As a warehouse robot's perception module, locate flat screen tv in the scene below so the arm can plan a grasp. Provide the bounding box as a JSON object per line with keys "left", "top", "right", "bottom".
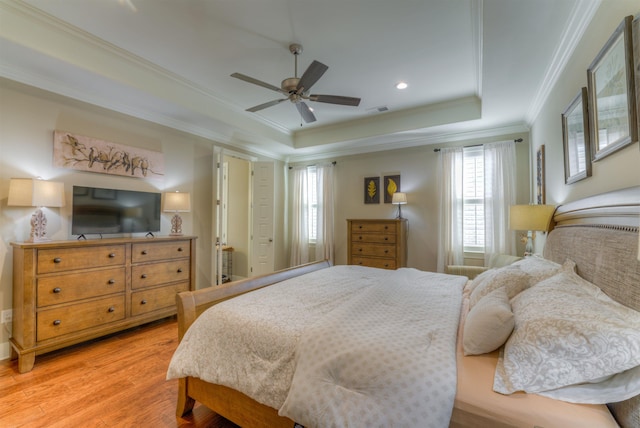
{"left": 72, "top": 186, "right": 161, "bottom": 236}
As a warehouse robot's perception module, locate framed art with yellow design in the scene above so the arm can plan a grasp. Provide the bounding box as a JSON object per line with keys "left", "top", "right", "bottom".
{"left": 383, "top": 174, "right": 401, "bottom": 204}
{"left": 364, "top": 176, "right": 380, "bottom": 204}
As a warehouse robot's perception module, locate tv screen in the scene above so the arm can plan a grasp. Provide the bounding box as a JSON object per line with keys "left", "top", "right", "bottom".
{"left": 72, "top": 186, "right": 161, "bottom": 236}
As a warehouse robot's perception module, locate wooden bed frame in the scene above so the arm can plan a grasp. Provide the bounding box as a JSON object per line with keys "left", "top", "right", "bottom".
{"left": 174, "top": 186, "right": 640, "bottom": 428}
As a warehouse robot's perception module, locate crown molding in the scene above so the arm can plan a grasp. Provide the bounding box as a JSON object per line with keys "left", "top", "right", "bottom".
{"left": 525, "top": 0, "right": 601, "bottom": 125}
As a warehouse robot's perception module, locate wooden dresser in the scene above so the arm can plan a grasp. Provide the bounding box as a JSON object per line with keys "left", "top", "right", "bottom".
{"left": 347, "top": 219, "right": 407, "bottom": 269}
{"left": 10, "top": 236, "right": 196, "bottom": 373}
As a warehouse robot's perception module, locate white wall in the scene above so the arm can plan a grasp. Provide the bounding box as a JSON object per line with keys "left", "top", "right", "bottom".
{"left": 530, "top": 2, "right": 640, "bottom": 252}
{"left": 0, "top": 79, "right": 284, "bottom": 360}
{"left": 289, "top": 132, "right": 531, "bottom": 272}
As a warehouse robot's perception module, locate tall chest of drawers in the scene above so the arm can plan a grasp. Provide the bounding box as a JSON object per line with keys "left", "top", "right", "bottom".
{"left": 347, "top": 219, "right": 407, "bottom": 269}
{"left": 10, "top": 236, "right": 196, "bottom": 373}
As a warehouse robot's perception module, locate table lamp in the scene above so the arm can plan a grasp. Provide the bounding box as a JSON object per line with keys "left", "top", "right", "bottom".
{"left": 8, "top": 178, "right": 66, "bottom": 242}
{"left": 509, "top": 204, "right": 556, "bottom": 256}
{"left": 392, "top": 192, "right": 407, "bottom": 219}
{"left": 163, "top": 191, "right": 191, "bottom": 236}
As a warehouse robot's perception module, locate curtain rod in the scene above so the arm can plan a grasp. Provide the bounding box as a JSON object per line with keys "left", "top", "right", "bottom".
{"left": 289, "top": 161, "right": 336, "bottom": 170}
{"left": 433, "top": 138, "right": 523, "bottom": 152}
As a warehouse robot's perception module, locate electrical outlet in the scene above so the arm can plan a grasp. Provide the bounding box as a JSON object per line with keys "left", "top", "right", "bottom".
{"left": 1, "top": 310, "right": 12, "bottom": 324}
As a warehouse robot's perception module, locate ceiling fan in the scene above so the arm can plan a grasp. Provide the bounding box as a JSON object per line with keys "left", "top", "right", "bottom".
{"left": 231, "top": 44, "right": 361, "bottom": 123}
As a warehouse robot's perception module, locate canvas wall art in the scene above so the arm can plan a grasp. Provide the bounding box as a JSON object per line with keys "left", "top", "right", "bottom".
{"left": 53, "top": 131, "right": 164, "bottom": 179}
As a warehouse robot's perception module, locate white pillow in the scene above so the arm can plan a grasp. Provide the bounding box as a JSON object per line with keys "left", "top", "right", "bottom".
{"left": 509, "top": 255, "right": 563, "bottom": 285}
{"left": 463, "top": 287, "right": 514, "bottom": 356}
{"left": 493, "top": 270, "right": 640, "bottom": 403}
{"left": 468, "top": 267, "right": 530, "bottom": 309}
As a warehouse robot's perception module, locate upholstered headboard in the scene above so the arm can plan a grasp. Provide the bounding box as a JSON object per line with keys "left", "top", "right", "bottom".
{"left": 543, "top": 186, "right": 640, "bottom": 312}
{"left": 542, "top": 185, "right": 640, "bottom": 428}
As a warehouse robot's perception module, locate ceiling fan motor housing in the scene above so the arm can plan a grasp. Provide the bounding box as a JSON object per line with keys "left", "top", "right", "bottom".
{"left": 281, "top": 77, "right": 301, "bottom": 94}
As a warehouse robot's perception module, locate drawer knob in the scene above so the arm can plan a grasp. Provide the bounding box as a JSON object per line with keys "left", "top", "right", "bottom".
{"left": 384, "top": 250, "right": 389, "bottom": 254}
{"left": 141, "top": 274, "right": 147, "bottom": 279}
{"left": 177, "top": 268, "right": 183, "bottom": 273}
{"left": 53, "top": 320, "right": 61, "bottom": 326}
{"left": 53, "top": 287, "right": 61, "bottom": 293}
{"left": 141, "top": 250, "right": 148, "bottom": 255}
{"left": 141, "top": 299, "right": 147, "bottom": 305}
{"left": 108, "top": 279, "right": 116, "bottom": 284}
{"left": 358, "top": 261, "right": 363, "bottom": 265}
{"left": 358, "top": 236, "right": 363, "bottom": 240}
{"left": 177, "top": 247, "right": 183, "bottom": 252}
{"left": 358, "top": 225, "right": 363, "bottom": 229}
{"left": 53, "top": 257, "right": 62, "bottom": 264}
{"left": 358, "top": 248, "right": 362, "bottom": 252}
{"left": 384, "top": 237, "right": 389, "bottom": 241}
{"left": 108, "top": 253, "right": 116, "bottom": 258}
{"left": 108, "top": 306, "right": 115, "bottom": 313}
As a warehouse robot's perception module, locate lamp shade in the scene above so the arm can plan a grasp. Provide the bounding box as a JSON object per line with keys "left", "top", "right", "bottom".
{"left": 8, "top": 178, "right": 65, "bottom": 208}
{"left": 509, "top": 204, "right": 555, "bottom": 232}
{"left": 392, "top": 192, "right": 407, "bottom": 205}
{"left": 163, "top": 192, "right": 191, "bottom": 212}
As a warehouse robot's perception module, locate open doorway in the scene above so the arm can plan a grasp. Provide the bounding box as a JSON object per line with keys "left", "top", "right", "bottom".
{"left": 217, "top": 154, "right": 251, "bottom": 283}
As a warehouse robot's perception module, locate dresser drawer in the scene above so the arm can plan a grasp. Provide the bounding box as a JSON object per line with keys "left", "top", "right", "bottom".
{"left": 351, "top": 232, "right": 397, "bottom": 244}
{"left": 351, "top": 243, "right": 397, "bottom": 258}
{"left": 350, "top": 257, "right": 397, "bottom": 270}
{"left": 131, "top": 240, "right": 190, "bottom": 263}
{"left": 37, "top": 295, "right": 125, "bottom": 341}
{"left": 37, "top": 267, "right": 126, "bottom": 307}
{"left": 350, "top": 221, "right": 397, "bottom": 233}
{"left": 37, "top": 245, "right": 125, "bottom": 274}
{"left": 131, "top": 282, "right": 190, "bottom": 316}
{"left": 131, "top": 260, "right": 190, "bottom": 289}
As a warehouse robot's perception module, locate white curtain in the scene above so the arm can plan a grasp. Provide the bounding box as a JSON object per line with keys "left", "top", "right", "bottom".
{"left": 483, "top": 141, "right": 517, "bottom": 263}
{"left": 290, "top": 163, "right": 335, "bottom": 266}
{"left": 437, "top": 147, "right": 464, "bottom": 273}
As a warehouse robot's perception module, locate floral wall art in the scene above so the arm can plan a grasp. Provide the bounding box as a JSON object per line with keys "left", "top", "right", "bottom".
{"left": 53, "top": 131, "right": 164, "bottom": 178}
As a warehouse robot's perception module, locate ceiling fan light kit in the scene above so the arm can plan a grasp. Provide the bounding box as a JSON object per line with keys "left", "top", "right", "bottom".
{"left": 231, "top": 44, "right": 361, "bottom": 123}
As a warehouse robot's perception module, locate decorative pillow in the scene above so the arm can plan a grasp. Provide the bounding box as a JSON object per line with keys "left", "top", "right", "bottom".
{"left": 465, "top": 268, "right": 496, "bottom": 295}
{"left": 493, "top": 270, "right": 640, "bottom": 403}
{"left": 463, "top": 287, "right": 514, "bottom": 356}
{"left": 468, "top": 267, "right": 530, "bottom": 309}
{"left": 509, "top": 255, "right": 563, "bottom": 285}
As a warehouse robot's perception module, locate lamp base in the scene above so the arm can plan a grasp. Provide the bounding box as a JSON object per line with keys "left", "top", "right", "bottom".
{"left": 170, "top": 213, "right": 183, "bottom": 236}
{"left": 395, "top": 205, "right": 403, "bottom": 219}
{"left": 524, "top": 230, "right": 536, "bottom": 257}
{"left": 28, "top": 208, "right": 52, "bottom": 242}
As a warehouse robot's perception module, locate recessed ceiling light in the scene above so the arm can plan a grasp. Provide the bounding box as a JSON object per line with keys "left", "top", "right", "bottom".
{"left": 396, "top": 82, "right": 408, "bottom": 90}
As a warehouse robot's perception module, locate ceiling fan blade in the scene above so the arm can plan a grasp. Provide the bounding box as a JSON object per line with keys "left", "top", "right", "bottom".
{"left": 295, "top": 102, "right": 316, "bottom": 123}
{"left": 296, "top": 60, "right": 328, "bottom": 92}
{"left": 246, "top": 98, "right": 287, "bottom": 112}
{"left": 231, "top": 73, "right": 284, "bottom": 94}
{"left": 309, "top": 95, "right": 361, "bottom": 106}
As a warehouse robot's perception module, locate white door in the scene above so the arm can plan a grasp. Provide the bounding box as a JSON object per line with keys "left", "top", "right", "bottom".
{"left": 251, "top": 161, "right": 275, "bottom": 276}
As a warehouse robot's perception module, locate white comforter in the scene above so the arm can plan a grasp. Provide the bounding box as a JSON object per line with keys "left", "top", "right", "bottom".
{"left": 167, "top": 265, "right": 465, "bottom": 427}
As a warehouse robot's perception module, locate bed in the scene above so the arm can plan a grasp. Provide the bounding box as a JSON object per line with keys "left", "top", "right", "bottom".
{"left": 168, "top": 186, "right": 640, "bottom": 428}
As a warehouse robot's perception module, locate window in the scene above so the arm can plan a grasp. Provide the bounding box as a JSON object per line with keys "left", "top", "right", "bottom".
{"left": 462, "top": 146, "right": 484, "bottom": 252}
{"left": 306, "top": 166, "right": 318, "bottom": 242}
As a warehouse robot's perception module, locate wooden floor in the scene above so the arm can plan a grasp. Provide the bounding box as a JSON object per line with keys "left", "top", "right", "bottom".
{"left": 0, "top": 318, "right": 240, "bottom": 428}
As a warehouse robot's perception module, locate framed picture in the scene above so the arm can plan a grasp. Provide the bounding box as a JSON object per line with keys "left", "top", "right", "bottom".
{"left": 587, "top": 15, "right": 637, "bottom": 162}
{"left": 633, "top": 15, "right": 640, "bottom": 145}
{"left": 383, "top": 175, "right": 400, "bottom": 204}
{"left": 562, "top": 87, "right": 592, "bottom": 184}
{"left": 536, "top": 145, "right": 545, "bottom": 205}
{"left": 364, "top": 176, "right": 380, "bottom": 204}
